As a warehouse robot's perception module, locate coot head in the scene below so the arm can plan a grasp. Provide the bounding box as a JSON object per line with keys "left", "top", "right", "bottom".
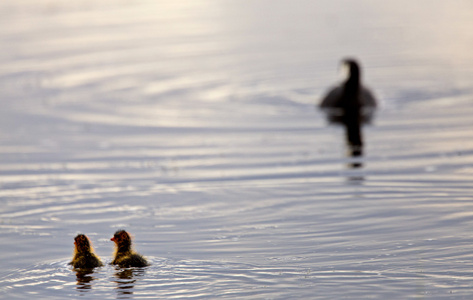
{"left": 74, "top": 234, "right": 92, "bottom": 254}
{"left": 341, "top": 58, "right": 360, "bottom": 85}
{"left": 111, "top": 230, "right": 132, "bottom": 249}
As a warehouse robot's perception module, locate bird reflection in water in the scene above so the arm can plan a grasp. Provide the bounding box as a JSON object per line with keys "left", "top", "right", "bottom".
{"left": 74, "top": 269, "right": 96, "bottom": 291}
{"left": 113, "top": 267, "right": 146, "bottom": 299}
{"left": 319, "top": 58, "right": 377, "bottom": 169}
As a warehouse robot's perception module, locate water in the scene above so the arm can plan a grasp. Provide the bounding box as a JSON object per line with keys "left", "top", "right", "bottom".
{"left": 1, "top": 0, "right": 473, "bottom": 298}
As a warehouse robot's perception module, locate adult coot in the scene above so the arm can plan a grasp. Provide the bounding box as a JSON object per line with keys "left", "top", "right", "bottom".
{"left": 320, "top": 58, "right": 377, "bottom": 110}
{"left": 320, "top": 58, "right": 377, "bottom": 156}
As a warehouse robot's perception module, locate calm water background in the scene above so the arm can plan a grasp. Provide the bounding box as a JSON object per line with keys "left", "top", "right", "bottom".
{"left": 1, "top": 0, "right": 473, "bottom": 299}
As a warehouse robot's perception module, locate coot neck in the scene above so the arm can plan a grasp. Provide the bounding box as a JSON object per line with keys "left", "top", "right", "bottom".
{"left": 346, "top": 63, "right": 360, "bottom": 91}
{"left": 117, "top": 244, "right": 131, "bottom": 254}
{"left": 342, "top": 64, "right": 361, "bottom": 108}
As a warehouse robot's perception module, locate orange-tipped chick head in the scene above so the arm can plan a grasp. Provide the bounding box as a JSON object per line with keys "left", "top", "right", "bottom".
{"left": 111, "top": 230, "right": 132, "bottom": 251}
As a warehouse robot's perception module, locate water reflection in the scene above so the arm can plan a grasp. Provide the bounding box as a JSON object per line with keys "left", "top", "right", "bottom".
{"left": 113, "top": 267, "right": 146, "bottom": 299}
{"left": 322, "top": 107, "right": 376, "bottom": 169}
{"left": 74, "top": 269, "right": 96, "bottom": 292}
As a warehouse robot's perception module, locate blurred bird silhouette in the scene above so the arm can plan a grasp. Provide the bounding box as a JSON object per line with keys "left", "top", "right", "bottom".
{"left": 319, "top": 58, "right": 377, "bottom": 161}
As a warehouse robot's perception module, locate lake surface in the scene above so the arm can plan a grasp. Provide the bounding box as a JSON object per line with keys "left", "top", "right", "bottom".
{"left": 1, "top": 0, "right": 473, "bottom": 299}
